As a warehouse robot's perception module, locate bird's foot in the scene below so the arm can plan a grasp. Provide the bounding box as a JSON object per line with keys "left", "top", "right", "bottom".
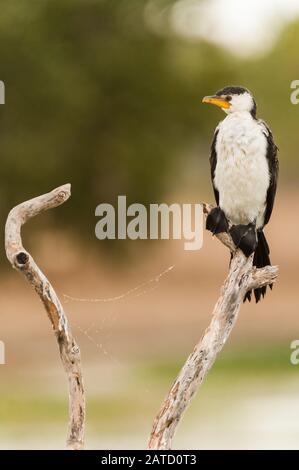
{"left": 206, "top": 207, "right": 229, "bottom": 235}
{"left": 229, "top": 223, "right": 257, "bottom": 257}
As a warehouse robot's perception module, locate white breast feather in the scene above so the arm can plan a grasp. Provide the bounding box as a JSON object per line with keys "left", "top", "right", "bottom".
{"left": 214, "top": 112, "right": 270, "bottom": 229}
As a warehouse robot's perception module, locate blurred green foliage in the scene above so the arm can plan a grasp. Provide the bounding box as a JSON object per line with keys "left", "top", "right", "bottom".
{"left": 0, "top": 0, "right": 297, "bottom": 253}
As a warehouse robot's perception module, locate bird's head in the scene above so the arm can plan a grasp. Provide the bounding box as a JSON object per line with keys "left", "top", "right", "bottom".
{"left": 202, "top": 86, "right": 256, "bottom": 117}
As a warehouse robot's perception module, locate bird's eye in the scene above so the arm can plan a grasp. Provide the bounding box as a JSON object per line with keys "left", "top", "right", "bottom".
{"left": 225, "top": 96, "right": 232, "bottom": 102}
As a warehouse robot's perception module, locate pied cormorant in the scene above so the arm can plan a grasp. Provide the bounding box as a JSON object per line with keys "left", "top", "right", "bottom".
{"left": 203, "top": 86, "right": 279, "bottom": 303}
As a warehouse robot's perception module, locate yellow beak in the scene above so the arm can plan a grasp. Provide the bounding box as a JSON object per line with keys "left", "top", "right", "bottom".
{"left": 202, "top": 95, "right": 231, "bottom": 109}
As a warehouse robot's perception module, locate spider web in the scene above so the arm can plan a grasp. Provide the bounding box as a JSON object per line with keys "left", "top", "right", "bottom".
{"left": 63, "top": 265, "right": 175, "bottom": 362}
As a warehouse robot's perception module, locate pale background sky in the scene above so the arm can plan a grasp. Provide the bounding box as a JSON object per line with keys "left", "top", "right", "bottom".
{"left": 147, "top": 0, "right": 299, "bottom": 56}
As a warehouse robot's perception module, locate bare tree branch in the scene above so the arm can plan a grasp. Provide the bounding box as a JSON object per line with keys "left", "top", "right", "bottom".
{"left": 148, "top": 203, "right": 279, "bottom": 450}
{"left": 5, "top": 184, "right": 85, "bottom": 450}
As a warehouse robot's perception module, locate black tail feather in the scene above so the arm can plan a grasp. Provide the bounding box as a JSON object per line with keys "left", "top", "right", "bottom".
{"left": 244, "top": 230, "right": 271, "bottom": 303}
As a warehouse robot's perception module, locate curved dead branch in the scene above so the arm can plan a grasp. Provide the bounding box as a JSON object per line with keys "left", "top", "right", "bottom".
{"left": 5, "top": 184, "right": 85, "bottom": 450}
{"left": 148, "top": 202, "right": 278, "bottom": 450}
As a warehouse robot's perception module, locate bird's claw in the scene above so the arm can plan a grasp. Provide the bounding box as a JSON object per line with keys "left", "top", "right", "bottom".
{"left": 206, "top": 207, "right": 229, "bottom": 235}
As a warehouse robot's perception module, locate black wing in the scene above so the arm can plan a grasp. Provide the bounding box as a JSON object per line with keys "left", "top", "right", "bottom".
{"left": 260, "top": 121, "right": 279, "bottom": 226}
{"left": 210, "top": 129, "right": 219, "bottom": 205}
